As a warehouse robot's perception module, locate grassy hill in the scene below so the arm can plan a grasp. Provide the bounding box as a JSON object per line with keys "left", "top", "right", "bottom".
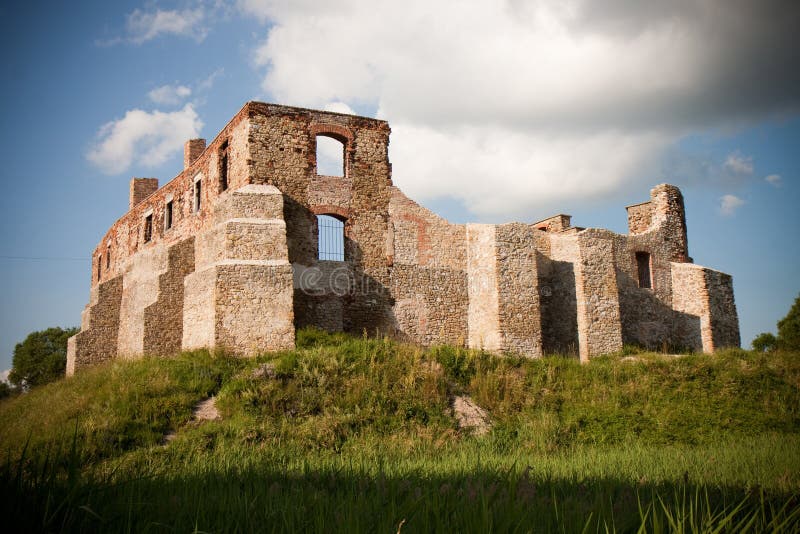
{"left": 1, "top": 329, "right": 799, "bottom": 532}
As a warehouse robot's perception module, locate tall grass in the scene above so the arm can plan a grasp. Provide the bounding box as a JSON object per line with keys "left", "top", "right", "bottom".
{"left": 1, "top": 329, "right": 798, "bottom": 532}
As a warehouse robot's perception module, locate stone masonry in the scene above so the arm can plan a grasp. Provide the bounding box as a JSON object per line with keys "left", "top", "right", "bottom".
{"left": 67, "top": 102, "right": 740, "bottom": 373}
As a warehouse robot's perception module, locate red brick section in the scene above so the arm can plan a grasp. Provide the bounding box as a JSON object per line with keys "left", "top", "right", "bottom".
{"left": 310, "top": 205, "right": 351, "bottom": 219}
{"left": 184, "top": 139, "right": 206, "bottom": 170}
{"left": 129, "top": 178, "right": 159, "bottom": 210}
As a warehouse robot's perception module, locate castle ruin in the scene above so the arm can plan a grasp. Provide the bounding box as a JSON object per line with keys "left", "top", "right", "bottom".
{"left": 66, "top": 102, "right": 740, "bottom": 374}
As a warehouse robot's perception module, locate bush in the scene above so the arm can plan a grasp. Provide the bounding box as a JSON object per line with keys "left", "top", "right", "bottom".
{"left": 9, "top": 326, "right": 78, "bottom": 388}
{"left": 777, "top": 294, "right": 800, "bottom": 351}
{"left": 752, "top": 332, "right": 777, "bottom": 352}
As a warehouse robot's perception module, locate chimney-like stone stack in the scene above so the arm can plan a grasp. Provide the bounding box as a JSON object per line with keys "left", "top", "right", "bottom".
{"left": 129, "top": 178, "right": 159, "bottom": 210}
{"left": 184, "top": 138, "right": 206, "bottom": 169}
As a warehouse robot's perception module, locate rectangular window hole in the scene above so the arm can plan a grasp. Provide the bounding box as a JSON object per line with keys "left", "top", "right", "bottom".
{"left": 194, "top": 179, "right": 202, "bottom": 213}
{"left": 219, "top": 141, "right": 229, "bottom": 192}
{"left": 636, "top": 251, "right": 652, "bottom": 289}
{"left": 144, "top": 214, "right": 153, "bottom": 243}
{"left": 165, "top": 201, "right": 173, "bottom": 231}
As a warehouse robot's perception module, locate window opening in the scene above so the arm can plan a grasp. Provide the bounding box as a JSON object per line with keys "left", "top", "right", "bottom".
{"left": 194, "top": 179, "right": 202, "bottom": 212}
{"left": 316, "top": 135, "right": 345, "bottom": 177}
{"left": 164, "top": 200, "right": 173, "bottom": 231}
{"left": 97, "top": 255, "right": 102, "bottom": 281}
{"left": 317, "top": 214, "right": 345, "bottom": 261}
{"left": 219, "top": 140, "right": 229, "bottom": 191}
{"left": 106, "top": 247, "right": 110, "bottom": 269}
{"left": 636, "top": 251, "right": 652, "bottom": 289}
{"left": 143, "top": 214, "right": 153, "bottom": 243}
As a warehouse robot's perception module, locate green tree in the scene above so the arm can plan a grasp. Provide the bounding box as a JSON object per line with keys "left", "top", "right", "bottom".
{"left": 777, "top": 294, "right": 800, "bottom": 351}
{"left": 9, "top": 327, "right": 78, "bottom": 388}
{"left": 752, "top": 332, "right": 777, "bottom": 352}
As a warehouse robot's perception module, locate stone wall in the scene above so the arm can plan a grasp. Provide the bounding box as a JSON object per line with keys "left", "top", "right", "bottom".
{"left": 495, "top": 224, "right": 543, "bottom": 355}
{"left": 247, "top": 104, "right": 395, "bottom": 337}
{"left": 540, "top": 235, "right": 579, "bottom": 355}
{"left": 706, "top": 269, "right": 740, "bottom": 350}
{"left": 66, "top": 276, "right": 122, "bottom": 374}
{"left": 575, "top": 230, "right": 623, "bottom": 361}
{"left": 143, "top": 238, "right": 195, "bottom": 356}
{"left": 183, "top": 184, "right": 295, "bottom": 354}
{"left": 68, "top": 102, "right": 741, "bottom": 375}
{"left": 390, "top": 188, "right": 468, "bottom": 346}
{"left": 671, "top": 262, "right": 740, "bottom": 352}
{"left": 467, "top": 224, "right": 501, "bottom": 351}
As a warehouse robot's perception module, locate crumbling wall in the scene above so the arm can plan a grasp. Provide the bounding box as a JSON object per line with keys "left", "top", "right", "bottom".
{"left": 66, "top": 276, "right": 122, "bottom": 375}
{"left": 390, "top": 189, "right": 468, "bottom": 345}
{"left": 247, "top": 104, "right": 396, "bottom": 337}
{"left": 69, "top": 103, "right": 741, "bottom": 374}
{"left": 143, "top": 238, "right": 195, "bottom": 355}
{"left": 183, "top": 184, "right": 295, "bottom": 354}
{"left": 541, "top": 234, "right": 579, "bottom": 355}
{"left": 671, "top": 263, "right": 740, "bottom": 352}
{"left": 467, "top": 224, "right": 501, "bottom": 351}
{"left": 617, "top": 184, "right": 692, "bottom": 349}
{"left": 575, "top": 230, "right": 623, "bottom": 361}
{"left": 495, "top": 224, "right": 543, "bottom": 355}
{"left": 117, "top": 243, "right": 169, "bottom": 357}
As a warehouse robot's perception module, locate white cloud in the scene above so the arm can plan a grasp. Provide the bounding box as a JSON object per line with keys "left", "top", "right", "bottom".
{"left": 719, "top": 194, "right": 745, "bottom": 216}
{"left": 392, "top": 124, "right": 666, "bottom": 217}
{"left": 238, "top": 0, "right": 800, "bottom": 217}
{"left": 0, "top": 369, "right": 9, "bottom": 384}
{"left": 316, "top": 136, "right": 345, "bottom": 176}
{"left": 323, "top": 102, "right": 356, "bottom": 115}
{"left": 724, "top": 152, "right": 754, "bottom": 177}
{"left": 765, "top": 174, "right": 782, "bottom": 187}
{"left": 148, "top": 84, "right": 192, "bottom": 106}
{"left": 87, "top": 104, "right": 203, "bottom": 175}
{"left": 126, "top": 7, "right": 207, "bottom": 44}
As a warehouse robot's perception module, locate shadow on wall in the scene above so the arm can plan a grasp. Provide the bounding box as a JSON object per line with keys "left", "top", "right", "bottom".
{"left": 286, "top": 197, "right": 396, "bottom": 337}
{"left": 539, "top": 256, "right": 579, "bottom": 357}
{"left": 617, "top": 269, "right": 703, "bottom": 353}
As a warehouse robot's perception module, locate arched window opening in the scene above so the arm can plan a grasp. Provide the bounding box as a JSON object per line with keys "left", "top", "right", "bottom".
{"left": 316, "top": 135, "right": 345, "bottom": 177}
{"left": 318, "top": 214, "right": 345, "bottom": 261}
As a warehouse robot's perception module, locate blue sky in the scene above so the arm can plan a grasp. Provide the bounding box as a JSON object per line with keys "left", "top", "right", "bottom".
{"left": 1, "top": 1, "right": 798, "bottom": 374}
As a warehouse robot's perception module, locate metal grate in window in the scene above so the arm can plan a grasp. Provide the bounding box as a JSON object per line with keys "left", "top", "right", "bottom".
{"left": 318, "top": 214, "right": 344, "bottom": 261}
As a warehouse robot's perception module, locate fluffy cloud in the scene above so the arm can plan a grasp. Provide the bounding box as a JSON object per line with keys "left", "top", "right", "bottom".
{"left": 765, "top": 174, "right": 782, "bottom": 187}
{"left": 724, "top": 152, "right": 754, "bottom": 177}
{"left": 126, "top": 7, "right": 207, "bottom": 44}
{"left": 323, "top": 102, "right": 356, "bottom": 115}
{"left": 87, "top": 104, "right": 203, "bottom": 175}
{"left": 240, "top": 0, "right": 800, "bottom": 217}
{"left": 719, "top": 194, "right": 745, "bottom": 216}
{"left": 148, "top": 84, "right": 192, "bottom": 106}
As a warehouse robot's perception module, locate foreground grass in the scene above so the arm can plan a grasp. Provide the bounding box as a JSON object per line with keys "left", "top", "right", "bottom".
{"left": 1, "top": 330, "right": 799, "bottom": 532}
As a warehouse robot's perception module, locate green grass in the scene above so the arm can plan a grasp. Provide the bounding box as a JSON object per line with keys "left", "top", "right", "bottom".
{"left": 1, "top": 329, "right": 799, "bottom": 532}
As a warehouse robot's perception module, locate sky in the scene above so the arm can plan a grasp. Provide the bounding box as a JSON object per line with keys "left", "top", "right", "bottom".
{"left": 1, "top": 0, "right": 799, "bottom": 375}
